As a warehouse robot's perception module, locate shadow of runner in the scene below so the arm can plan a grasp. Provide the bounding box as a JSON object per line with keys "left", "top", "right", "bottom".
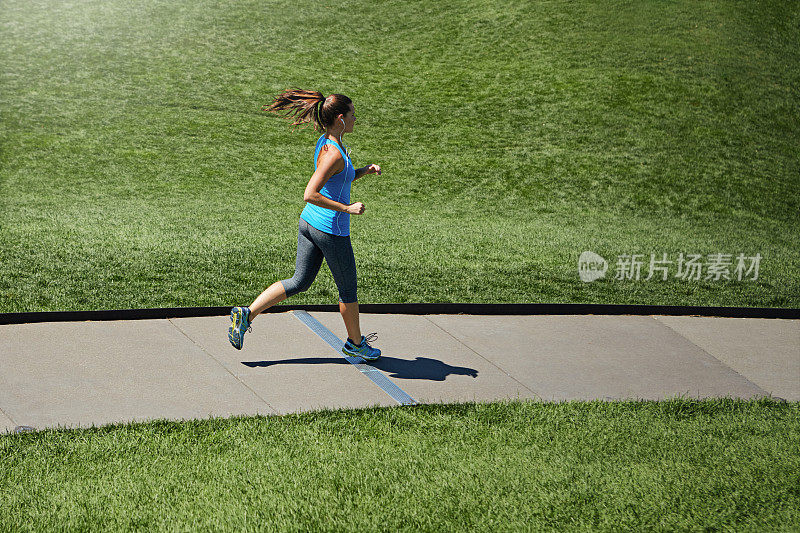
{"left": 242, "top": 356, "right": 478, "bottom": 382}
{"left": 372, "top": 357, "right": 478, "bottom": 381}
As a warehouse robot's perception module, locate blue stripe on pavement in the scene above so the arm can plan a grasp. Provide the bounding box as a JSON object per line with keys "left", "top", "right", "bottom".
{"left": 291, "top": 310, "right": 417, "bottom": 406}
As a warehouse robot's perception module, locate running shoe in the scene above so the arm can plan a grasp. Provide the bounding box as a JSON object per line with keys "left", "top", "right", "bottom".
{"left": 342, "top": 332, "right": 381, "bottom": 361}
{"left": 228, "top": 306, "right": 252, "bottom": 350}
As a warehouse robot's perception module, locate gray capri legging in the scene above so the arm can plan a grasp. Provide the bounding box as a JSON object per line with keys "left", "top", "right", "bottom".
{"left": 280, "top": 217, "right": 357, "bottom": 303}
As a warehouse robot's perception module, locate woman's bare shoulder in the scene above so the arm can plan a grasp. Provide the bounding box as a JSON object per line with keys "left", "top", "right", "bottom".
{"left": 317, "top": 144, "right": 344, "bottom": 171}
{"left": 319, "top": 143, "right": 343, "bottom": 157}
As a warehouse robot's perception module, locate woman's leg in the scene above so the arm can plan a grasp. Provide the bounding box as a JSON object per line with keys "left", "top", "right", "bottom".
{"left": 339, "top": 300, "right": 361, "bottom": 344}
{"left": 248, "top": 281, "right": 287, "bottom": 320}
{"left": 335, "top": 244, "right": 361, "bottom": 342}
{"left": 305, "top": 224, "right": 361, "bottom": 342}
{"left": 249, "top": 219, "right": 323, "bottom": 321}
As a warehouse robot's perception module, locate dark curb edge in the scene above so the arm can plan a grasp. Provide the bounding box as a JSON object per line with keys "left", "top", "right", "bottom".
{"left": 1, "top": 303, "right": 798, "bottom": 325}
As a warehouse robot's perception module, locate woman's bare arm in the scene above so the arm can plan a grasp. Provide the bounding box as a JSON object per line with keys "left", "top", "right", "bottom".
{"left": 304, "top": 150, "right": 363, "bottom": 214}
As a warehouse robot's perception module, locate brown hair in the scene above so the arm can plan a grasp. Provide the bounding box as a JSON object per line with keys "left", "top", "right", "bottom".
{"left": 262, "top": 88, "right": 352, "bottom": 132}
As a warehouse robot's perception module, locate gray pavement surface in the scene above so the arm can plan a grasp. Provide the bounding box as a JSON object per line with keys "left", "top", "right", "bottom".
{"left": 1, "top": 312, "right": 797, "bottom": 434}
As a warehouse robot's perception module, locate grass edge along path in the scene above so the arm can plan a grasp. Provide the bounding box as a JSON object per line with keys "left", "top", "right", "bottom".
{"left": 2, "top": 398, "right": 798, "bottom": 530}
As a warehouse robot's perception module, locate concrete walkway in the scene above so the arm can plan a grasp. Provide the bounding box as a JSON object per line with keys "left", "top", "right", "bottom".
{"left": 1, "top": 312, "right": 797, "bottom": 434}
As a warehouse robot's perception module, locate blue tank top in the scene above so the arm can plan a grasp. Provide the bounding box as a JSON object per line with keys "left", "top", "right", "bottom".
{"left": 300, "top": 134, "right": 356, "bottom": 236}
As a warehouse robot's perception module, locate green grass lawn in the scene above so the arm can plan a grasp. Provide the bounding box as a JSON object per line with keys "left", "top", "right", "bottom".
{"left": 2, "top": 399, "right": 798, "bottom": 530}
{"left": 2, "top": 5, "right": 797, "bottom": 530}
{"left": 1, "top": 0, "right": 798, "bottom": 313}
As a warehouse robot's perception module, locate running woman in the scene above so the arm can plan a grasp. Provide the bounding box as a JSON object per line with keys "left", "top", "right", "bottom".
{"left": 228, "top": 88, "right": 382, "bottom": 361}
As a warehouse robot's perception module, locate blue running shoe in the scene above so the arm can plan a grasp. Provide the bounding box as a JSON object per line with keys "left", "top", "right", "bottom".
{"left": 228, "top": 306, "right": 252, "bottom": 350}
{"left": 342, "top": 332, "right": 381, "bottom": 361}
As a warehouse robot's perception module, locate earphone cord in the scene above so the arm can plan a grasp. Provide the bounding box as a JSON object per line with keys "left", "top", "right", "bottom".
{"left": 339, "top": 118, "right": 352, "bottom": 159}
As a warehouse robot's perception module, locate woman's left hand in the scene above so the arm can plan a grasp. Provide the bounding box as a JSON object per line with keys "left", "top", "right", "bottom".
{"left": 365, "top": 164, "right": 381, "bottom": 176}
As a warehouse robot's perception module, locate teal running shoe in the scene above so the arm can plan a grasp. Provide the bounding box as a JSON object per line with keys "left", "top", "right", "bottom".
{"left": 342, "top": 332, "right": 381, "bottom": 361}
{"left": 228, "top": 306, "right": 252, "bottom": 350}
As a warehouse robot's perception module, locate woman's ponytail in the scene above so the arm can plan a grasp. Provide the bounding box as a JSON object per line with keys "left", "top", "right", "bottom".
{"left": 263, "top": 88, "right": 352, "bottom": 132}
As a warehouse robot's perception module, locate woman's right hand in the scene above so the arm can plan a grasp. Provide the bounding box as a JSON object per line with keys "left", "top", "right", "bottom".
{"left": 346, "top": 202, "right": 365, "bottom": 215}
